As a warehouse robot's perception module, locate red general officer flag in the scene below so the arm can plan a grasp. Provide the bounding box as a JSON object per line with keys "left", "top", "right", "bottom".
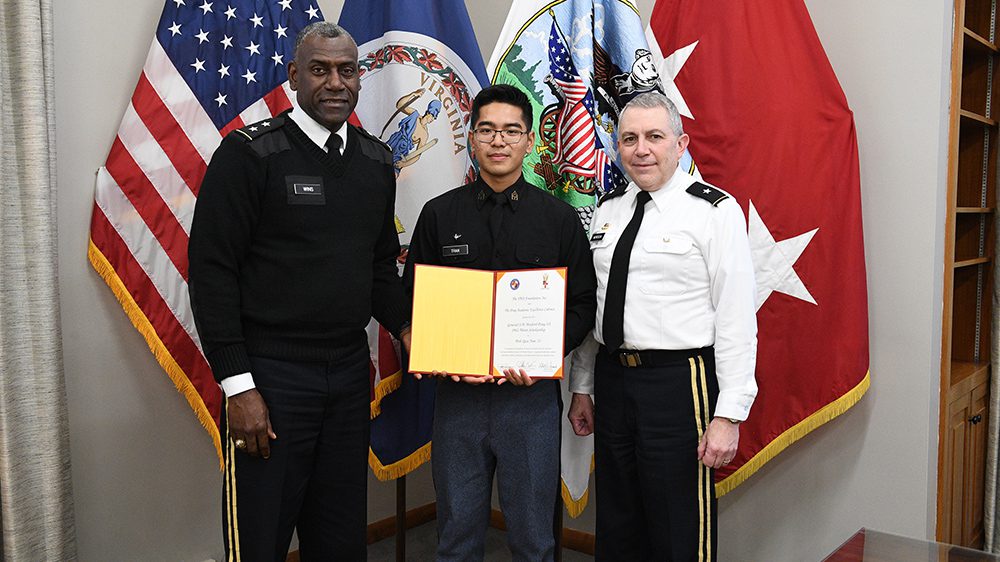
{"left": 647, "top": 0, "right": 870, "bottom": 494}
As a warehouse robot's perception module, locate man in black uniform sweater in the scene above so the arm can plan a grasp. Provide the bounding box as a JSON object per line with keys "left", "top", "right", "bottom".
{"left": 188, "top": 22, "right": 410, "bottom": 561}
{"left": 402, "top": 84, "right": 596, "bottom": 561}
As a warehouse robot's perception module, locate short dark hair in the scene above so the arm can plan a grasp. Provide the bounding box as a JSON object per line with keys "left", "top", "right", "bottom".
{"left": 294, "top": 22, "right": 355, "bottom": 60}
{"left": 470, "top": 84, "right": 533, "bottom": 130}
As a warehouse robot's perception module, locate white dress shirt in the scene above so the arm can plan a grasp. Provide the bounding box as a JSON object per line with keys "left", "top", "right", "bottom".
{"left": 219, "top": 108, "right": 347, "bottom": 397}
{"left": 288, "top": 106, "right": 347, "bottom": 154}
{"left": 570, "top": 165, "right": 758, "bottom": 420}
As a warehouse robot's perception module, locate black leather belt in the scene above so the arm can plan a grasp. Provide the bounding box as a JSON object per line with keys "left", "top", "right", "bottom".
{"left": 600, "top": 345, "right": 714, "bottom": 368}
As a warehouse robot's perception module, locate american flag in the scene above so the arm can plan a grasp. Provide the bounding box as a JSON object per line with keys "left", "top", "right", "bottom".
{"left": 88, "top": 0, "right": 323, "bottom": 465}
{"left": 546, "top": 19, "right": 599, "bottom": 178}
{"left": 593, "top": 133, "right": 628, "bottom": 198}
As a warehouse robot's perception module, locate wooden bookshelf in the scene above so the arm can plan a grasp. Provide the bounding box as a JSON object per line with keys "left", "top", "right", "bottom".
{"left": 939, "top": 0, "right": 995, "bottom": 548}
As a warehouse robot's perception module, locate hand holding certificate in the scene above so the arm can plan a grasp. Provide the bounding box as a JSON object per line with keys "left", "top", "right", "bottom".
{"left": 408, "top": 264, "right": 566, "bottom": 379}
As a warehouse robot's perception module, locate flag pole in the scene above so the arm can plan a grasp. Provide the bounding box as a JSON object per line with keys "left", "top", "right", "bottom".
{"left": 554, "top": 491, "right": 564, "bottom": 562}
{"left": 395, "top": 475, "right": 406, "bottom": 561}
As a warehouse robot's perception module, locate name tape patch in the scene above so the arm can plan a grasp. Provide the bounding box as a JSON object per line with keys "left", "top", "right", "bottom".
{"left": 442, "top": 244, "right": 469, "bottom": 257}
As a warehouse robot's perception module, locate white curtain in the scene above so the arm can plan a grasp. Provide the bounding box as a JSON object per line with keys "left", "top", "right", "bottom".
{"left": 0, "top": 0, "right": 77, "bottom": 558}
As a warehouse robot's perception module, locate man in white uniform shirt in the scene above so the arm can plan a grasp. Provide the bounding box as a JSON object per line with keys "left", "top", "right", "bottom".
{"left": 568, "top": 92, "right": 757, "bottom": 561}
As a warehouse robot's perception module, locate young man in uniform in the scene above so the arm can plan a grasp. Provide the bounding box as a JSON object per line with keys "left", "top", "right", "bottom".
{"left": 403, "top": 84, "right": 596, "bottom": 561}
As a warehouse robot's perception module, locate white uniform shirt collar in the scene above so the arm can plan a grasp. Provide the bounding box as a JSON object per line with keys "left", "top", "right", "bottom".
{"left": 625, "top": 164, "right": 692, "bottom": 210}
{"left": 287, "top": 107, "right": 347, "bottom": 154}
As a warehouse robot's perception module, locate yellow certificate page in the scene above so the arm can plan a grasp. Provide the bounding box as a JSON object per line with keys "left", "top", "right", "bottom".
{"left": 409, "top": 264, "right": 495, "bottom": 376}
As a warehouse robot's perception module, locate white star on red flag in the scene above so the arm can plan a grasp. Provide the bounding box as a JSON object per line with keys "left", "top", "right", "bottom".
{"left": 658, "top": 41, "right": 697, "bottom": 120}
{"left": 747, "top": 200, "right": 818, "bottom": 310}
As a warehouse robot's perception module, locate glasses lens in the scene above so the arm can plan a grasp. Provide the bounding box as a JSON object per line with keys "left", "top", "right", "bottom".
{"left": 501, "top": 130, "right": 523, "bottom": 143}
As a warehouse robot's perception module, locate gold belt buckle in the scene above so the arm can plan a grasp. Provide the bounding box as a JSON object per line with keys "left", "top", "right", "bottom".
{"left": 620, "top": 351, "right": 641, "bottom": 367}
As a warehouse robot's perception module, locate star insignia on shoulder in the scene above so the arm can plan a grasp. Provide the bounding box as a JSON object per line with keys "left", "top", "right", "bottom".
{"left": 686, "top": 182, "right": 730, "bottom": 206}
{"left": 233, "top": 116, "right": 284, "bottom": 141}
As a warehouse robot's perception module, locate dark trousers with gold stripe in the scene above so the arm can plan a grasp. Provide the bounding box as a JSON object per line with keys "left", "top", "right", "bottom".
{"left": 222, "top": 349, "right": 370, "bottom": 562}
{"left": 593, "top": 348, "right": 718, "bottom": 562}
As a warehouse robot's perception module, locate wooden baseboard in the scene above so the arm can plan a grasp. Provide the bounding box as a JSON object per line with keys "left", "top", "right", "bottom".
{"left": 287, "top": 503, "right": 595, "bottom": 560}
{"left": 561, "top": 527, "right": 596, "bottom": 555}
{"left": 285, "top": 503, "right": 436, "bottom": 562}
{"left": 367, "top": 502, "right": 437, "bottom": 544}
{"left": 489, "top": 509, "right": 595, "bottom": 555}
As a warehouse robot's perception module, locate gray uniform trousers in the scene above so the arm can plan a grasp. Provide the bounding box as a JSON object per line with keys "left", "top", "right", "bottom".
{"left": 432, "top": 378, "right": 561, "bottom": 562}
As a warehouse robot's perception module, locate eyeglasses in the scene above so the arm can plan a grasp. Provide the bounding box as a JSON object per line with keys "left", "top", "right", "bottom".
{"left": 473, "top": 127, "right": 527, "bottom": 144}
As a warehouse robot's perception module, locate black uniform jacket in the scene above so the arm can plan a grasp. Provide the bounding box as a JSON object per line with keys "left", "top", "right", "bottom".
{"left": 403, "top": 175, "right": 597, "bottom": 353}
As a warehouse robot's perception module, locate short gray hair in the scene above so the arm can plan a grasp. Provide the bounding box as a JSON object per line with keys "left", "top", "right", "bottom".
{"left": 620, "top": 92, "right": 684, "bottom": 137}
{"left": 294, "top": 22, "right": 356, "bottom": 59}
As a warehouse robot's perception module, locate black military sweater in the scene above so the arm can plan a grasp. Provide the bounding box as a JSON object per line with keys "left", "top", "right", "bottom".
{"left": 402, "top": 175, "right": 597, "bottom": 354}
{"left": 188, "top": 113, "right": 408, "bottom": 381}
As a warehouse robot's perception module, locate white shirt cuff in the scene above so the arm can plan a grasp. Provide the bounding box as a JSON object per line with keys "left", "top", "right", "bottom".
{"left": 220, "top": 372, "right": 255, "bottom": 397}
{"left": 568, "top": 333, "right": 598, "bottom": 395}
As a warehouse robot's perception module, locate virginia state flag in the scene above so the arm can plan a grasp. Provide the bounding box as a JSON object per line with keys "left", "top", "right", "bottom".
{"left": 488, "top": 0, "right": 660, "bottom": 517}
{"left": 648, "top": 0, "right": 870, "bottom": 495}
{"left": 338, "top": 0, "right": 488, "bottom": 479}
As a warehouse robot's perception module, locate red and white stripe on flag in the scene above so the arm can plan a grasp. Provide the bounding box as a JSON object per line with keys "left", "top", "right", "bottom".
{"left": 553, "top": 81, "right": 598, "bottom": 177}
{"left": 648, "top": 0, "right": 871, "bottom": 495}
{"left": 88, "top": 31, "right": 296, "bottom": 468}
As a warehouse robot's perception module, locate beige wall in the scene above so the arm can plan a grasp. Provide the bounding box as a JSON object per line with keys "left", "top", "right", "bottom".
{"left": 54, "top": 1, "right": 949, "bottom": 560}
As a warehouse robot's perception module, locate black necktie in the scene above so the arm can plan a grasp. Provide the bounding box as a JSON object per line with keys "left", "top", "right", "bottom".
{"left": 488, "top": 192, "right": 506, "bottom": 243}
{"left": 603, "top": 190, "right": 652, "bottom": 351}
{"left": 326, "top": 133, "right": 342, "bottom": 162}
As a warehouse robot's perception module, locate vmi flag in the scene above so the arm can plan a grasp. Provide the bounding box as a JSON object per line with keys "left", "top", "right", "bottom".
{"left": 88, "top": 0, "right": 321, "bottom": 465}
{"left": 648, "top": 0, "right": 870, "bottom": 494}
{"left": 488, "top": 0, "right": 658, "bottom": 516}
{"left": 339, "top": 0, "right": 488, "bottom": 479}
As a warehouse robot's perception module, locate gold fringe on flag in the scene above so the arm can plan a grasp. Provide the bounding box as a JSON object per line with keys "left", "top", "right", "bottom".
{"left": 369, "top": 370, "right": 403, "bottom": 419}
{"left": 369, "top": 442, "right": 433, "bottom": 481}
{"left": 560, "top": 454, "right": 595, "bottom": 518}
{"left": 715, "top": 371, "right": 871, "bottom": 497}
{"left": 88, "top": 239, "right": 224, "bottom": 470}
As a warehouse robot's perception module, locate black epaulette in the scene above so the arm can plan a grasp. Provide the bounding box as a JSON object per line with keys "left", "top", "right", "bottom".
{"left": 353, "top": 125, "right": 393, "bottom": 165}
{"left": 597, "top": 184, "right": 628, "bottom": 207}
{"left": 232, "top": 116, "right": 285, "bottom": 141}
{"left": 686, "top": 181, "right": 730, "bottom": 206}
{"left": 231, "top": 116, "right": 289, "bottom": 158}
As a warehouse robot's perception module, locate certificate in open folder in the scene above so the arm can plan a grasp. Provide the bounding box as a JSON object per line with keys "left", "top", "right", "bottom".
{"left": 408, "top": 264, "right": 566, "bottom": 378}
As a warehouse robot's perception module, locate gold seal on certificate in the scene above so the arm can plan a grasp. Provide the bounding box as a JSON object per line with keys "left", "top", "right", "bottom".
{"left": 408, "top": 264, "right": 566, "bottom": 378}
